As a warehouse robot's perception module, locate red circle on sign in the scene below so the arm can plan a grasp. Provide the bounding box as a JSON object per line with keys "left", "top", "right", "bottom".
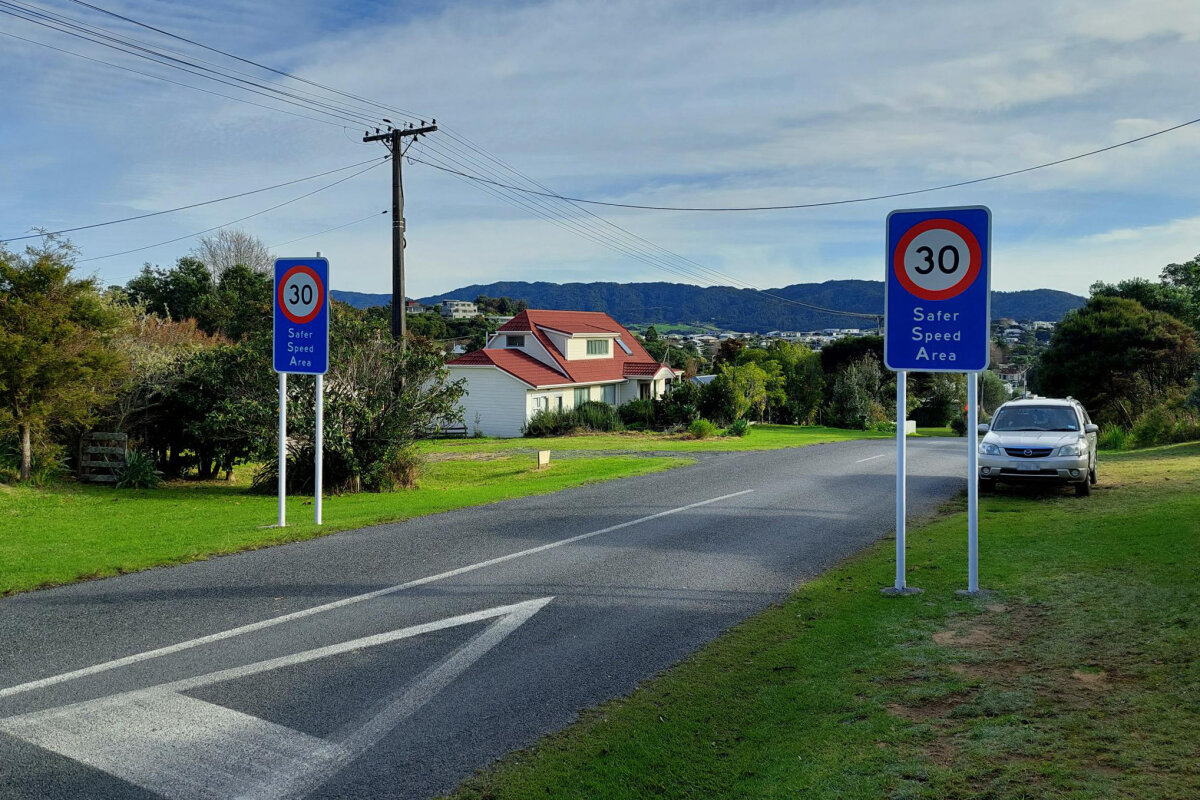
{"left": 893, "top": 218, "right": 982, "bottom": 301}
{"left": 277, "top": 265, "right": 325, "bottom": 325}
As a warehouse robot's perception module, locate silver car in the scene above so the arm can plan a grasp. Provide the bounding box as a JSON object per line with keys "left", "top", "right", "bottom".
{"left": 977, "top": 397, "right": 1099, "bottom": 496}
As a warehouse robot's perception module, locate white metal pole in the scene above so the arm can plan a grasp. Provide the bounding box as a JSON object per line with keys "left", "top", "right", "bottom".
{"left": 967, "top": 371, "right": 980, "bottom": 592}
{"left": 277, "top": 372, "right": 287, "bottom": 528}
{"left": 895, "top": 370, "right": 907, "bottom": 590}
{"left": 315, "top": 373, "right": 323, "bottom": 525}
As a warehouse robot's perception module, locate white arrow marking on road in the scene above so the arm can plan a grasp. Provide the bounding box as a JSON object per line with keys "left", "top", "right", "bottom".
{"left": 0, "top": 489, "right": 753, "bottom": 701}
{"left": 0, "top": 597, "right": 552, "bottom": 800}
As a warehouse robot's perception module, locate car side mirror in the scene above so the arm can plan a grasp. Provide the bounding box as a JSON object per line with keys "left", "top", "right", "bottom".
{"left": 977, "top": 424, "right": 990, "bottom": 434}
{"left": 1085, "top": 423, "right": 1099, "bottom": 434}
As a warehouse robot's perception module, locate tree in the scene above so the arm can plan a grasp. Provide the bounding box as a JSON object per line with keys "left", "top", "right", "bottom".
{"left": 716, "top": 362, "right": 771, "bottom": 421}
{"left": 194, "top": 229, "right": 272, "bottom": 278}
{"left": 978, "top": 370, "right": 1010, "bottom": 414}
{"left": 257, "top": 311, "right": 466, "bottom": 493}
{"left": 912, "top": 373, "right": 965, "bottom": 427}
{"left": 124, "top": 257, "right": 213, "bottom": 321}
{"left": 199, "top": 263, "right": 272, "bottom": 341}
{"left": 829, "top": 354, "right": 887, "bottom": 429}
{"left": 0, "top": 240, "right": 127, "bottom": 480}
{"left": 1091, "top": 278, "right": 1200, "bottom": 332}
{"left": 1036, "top": 296, "right": 1198, "bottom": 426}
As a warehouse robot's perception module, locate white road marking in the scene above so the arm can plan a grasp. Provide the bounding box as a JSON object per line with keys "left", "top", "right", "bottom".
{"left": 855, "top": 454, "right": 887, "bottom": 463}
{"left": 0, "top": 598, "right": 552, "bottom": 800}
{"left": 0, "top": 489, "right": 753, "bottom": 700}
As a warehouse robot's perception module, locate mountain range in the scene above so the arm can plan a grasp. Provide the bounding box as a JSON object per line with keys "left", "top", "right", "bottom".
{"left": 331, "top": 280, "right": 1085, "bottom": 332}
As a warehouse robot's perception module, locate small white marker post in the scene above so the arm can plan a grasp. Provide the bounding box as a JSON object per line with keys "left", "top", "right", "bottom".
{"left": 277, "top": 373, "right": 287, "bottom": 528}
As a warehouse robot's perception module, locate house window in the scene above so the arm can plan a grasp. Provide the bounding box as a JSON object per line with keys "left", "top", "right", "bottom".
{"left": 574, "top": 387, "right": 589, "bottom": 406}
{"left": 505, "top": 335, "right": 525, "bottom": 348}
{"left": 556, "top": 395, "right": 564, "bottom": 411}
{"left": 602, "top": 384, "right": 617, "bottom": 405}
{"left": 640, "top": 382, "right": 651, "bottom": 399}
{"left": 586, "top": 339, "right": 609, "bottom": 355}
{"left": 533, "top": 395, "right": 548, "bottom": 412}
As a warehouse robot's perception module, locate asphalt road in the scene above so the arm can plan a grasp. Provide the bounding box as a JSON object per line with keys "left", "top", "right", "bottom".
{"left": 0, "top": 437, "right": 966, "bottom": 799}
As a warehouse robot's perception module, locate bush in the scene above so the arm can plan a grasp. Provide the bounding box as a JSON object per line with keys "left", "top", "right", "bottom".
{"left": 1129, "top": 402, "right": 1200, "bottom": 448}
{"left": 687, "top": 419, "right": 719, "bottom": 439}
{"left": 726, "top": 418, "right": 750, "bottom": 437}
{"left": 0, "top": 436, "right": 69, "bottom": 485}
{"left": 1097, "top": 426, "right": 1129, "bottom": 451}
{"left": 618, "top": 398, "right": 656, "bottom": 428}
{"left": 573, "top": 401, "right": 622, "bottom": 432}
{"left": 870, "top": 420, "right": 897, "bottom": 433}
{"left": 115, "top": 450, "right": 163, "bottom": 489}
{"left": 525, "top": 401, "right": 623, "bottom": 438}
{"left": 252, "top": 442, "right": 423, "bottom": 494}
{"left": 949, "top": 416, "right": 967, "bottom": 436}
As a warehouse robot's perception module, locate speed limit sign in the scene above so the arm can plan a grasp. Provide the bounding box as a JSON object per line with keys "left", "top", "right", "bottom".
{"left": 884, "top": 206, "right": 990, "bottom": 372}
{"left": 273, "top": 257, "right": 330, "bottom": 375}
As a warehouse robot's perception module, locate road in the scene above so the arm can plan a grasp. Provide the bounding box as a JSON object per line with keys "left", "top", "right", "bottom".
{"left": 0, "top": 437, "right": 966, "bottom": 799}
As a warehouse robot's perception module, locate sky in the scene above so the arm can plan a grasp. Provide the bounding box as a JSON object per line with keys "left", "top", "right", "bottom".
{"left": 2, "top": 0, "right": 1200, "bottom": 300}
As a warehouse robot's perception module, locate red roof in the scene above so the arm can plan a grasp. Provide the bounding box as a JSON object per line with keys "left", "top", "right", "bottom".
{"left": 447, "top": 348, "right": 570, "bottom": 387}
{"left": 448, "top": 309, "right": 672, "bottom": 387}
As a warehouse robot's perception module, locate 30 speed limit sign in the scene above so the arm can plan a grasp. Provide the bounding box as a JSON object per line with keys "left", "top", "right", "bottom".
{"left": 884, "top": 206, "right": 990, "bottom": 372}
{"left": 273, "top": 257, "right": 330, "bottom": 375}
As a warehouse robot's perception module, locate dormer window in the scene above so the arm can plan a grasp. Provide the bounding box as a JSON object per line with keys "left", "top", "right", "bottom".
{"left": 505, "top": 335, "right": 526, "bottom": 348}
{"left": 586, "top": 339, "right": 609, "bottom": 355}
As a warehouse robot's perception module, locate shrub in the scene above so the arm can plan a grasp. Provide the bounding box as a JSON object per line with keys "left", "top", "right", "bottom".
{"left": 870, "top": 420, "right": 897, "bottom": 433}
{"left": 687, "top": 419, "right": 719, "bottom": 439}
{"left": 949, "top": 416, "right": 967, "bottom": 436}
{"left": 1097, "top": 426, "right": 1129, "bottom": 451}
{"left": 1129, "top": 401, "right": 1200, "bottom": 448}
{"left": 726, "top": 418, "right": 750, "bottom": 437}
{"left": 523, "top": 408, "right": 577, "bottom": 437}
{"left": 115, "top": 450, "right": 163, "bottom": 489}
{"left": 573, "top": 401, "right": 622, "bottom": 432}
{"left": 619, "top": 398, "right": 656, "bottom": 428}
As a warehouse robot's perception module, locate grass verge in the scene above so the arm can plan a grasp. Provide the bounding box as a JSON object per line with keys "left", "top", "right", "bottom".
{"left": 0, "top": 454, "right": 684, "bottom": 596}
{"left": 426, "top": 424, "right": 888, "bottom": 455}
{"left": 448, "top": 443, "right": 1200, "bottom": 800}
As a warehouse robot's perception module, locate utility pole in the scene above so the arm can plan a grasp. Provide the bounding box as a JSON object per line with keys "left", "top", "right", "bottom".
{"left": 364, "top": 121, "right": 438, "bottom": 346}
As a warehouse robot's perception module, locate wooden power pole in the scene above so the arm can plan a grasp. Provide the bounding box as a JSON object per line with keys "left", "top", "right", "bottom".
{"left": 364, "top": 122, "right": 437, "bottom": 345}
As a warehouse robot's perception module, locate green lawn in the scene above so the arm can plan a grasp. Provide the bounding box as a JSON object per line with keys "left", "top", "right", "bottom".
{"left": 915, "top": 426, "right": 959, "bottom": 437}
{"left": 449, "top": 443, "right": 1200, "bottom": 800}
{"left": 426, "top": 424, "right": 888, "bottom": 455}
{"left": 0, "top": 454, "right": 684, "bottom": 596}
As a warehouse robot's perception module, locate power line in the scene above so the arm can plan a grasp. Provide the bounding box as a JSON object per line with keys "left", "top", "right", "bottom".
{"left": 269, "top": 210, "right": 387, "bottom": 249}
{"left": 1, "top": 157, "right": 388, "bottom": 243}
{"left": 77, "top": 158, "right": 387, "bottom": 263}
{"left": 407, "top": 113, "right": 1200, "bottom": 211}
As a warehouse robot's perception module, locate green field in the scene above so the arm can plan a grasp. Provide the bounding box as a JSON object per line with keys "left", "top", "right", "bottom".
{"left": 0, "top": 455, "right": 683, "bottom": 596}
{"left": 449, "top": 443, "right": 1200, "bottom": 800}
{"left": 426, "top": 424, "right": 888, "bottom": 455}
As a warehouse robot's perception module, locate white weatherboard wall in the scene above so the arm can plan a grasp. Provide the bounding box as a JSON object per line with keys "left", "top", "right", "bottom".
{"left": 454, "top": 369, "right": 532, "bottom": 438}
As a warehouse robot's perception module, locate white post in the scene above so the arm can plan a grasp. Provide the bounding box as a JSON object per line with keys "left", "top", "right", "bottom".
{"left": 315, "top": 373, "right": 324, "bottom": 525}
{"left": 895, "top": 370, "right": 907, "bottom": 590}
{"left": 967, "top": 371, "right": 980, "bottom": 593}
{"left": 277, "top": 372, "right": 287, "bottom": 528}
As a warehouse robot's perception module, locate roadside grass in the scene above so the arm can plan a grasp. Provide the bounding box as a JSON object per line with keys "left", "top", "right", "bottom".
{"left": 0, "top": 454, "right": 684, "bottom": 596}
{"left": 426, "top": 424, "right": 888, "bottom": 455}
{"left": 449, "top": 443, "right": 1200, "bottom": 800}
{"left": 915, "top": 426, "right": 958, "bottom": 438}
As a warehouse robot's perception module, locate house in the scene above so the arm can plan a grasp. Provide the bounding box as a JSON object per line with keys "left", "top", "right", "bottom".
{"left": 405, "top": 299, "right": 428, "bottom": 315}
{"left": 439, "top": 299, "right": 479, "bottom": 319}
{"left": 446, "top": 310, "right": 680, "bottom": 438}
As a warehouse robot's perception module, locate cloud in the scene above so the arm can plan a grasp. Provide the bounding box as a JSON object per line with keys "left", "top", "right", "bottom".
{"left": 4, "top": 0, "right": 1200, "bottom": 301}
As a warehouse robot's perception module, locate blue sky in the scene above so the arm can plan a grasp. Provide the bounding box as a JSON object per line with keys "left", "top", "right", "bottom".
{"left": 3, "top": 0, "right": 1200, "bottom": 298}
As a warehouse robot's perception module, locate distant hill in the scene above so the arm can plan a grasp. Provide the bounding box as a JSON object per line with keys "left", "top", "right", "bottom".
{"left": 331, "top": 280, "right": 1084, "bottom": 331}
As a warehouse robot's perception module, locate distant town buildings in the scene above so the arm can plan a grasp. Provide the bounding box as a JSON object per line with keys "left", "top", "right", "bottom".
{"left": 439, "top": 299, "right": 480, "bottom": 319}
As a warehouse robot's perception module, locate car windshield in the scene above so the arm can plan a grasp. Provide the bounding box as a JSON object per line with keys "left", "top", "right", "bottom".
{"left": 991, "top": 405, "right": 1079, "bottom": 432}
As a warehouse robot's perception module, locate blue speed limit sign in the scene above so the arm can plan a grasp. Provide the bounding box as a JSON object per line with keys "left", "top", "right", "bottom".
{"left": 273, "top": 257, "right": 330, "bottom": 374}
{"left": 884, "top": 206, "right": 991, "bottom": 372}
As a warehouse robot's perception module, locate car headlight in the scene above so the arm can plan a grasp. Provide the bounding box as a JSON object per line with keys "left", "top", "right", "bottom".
{"left": 979, "top": 443, "right": 1002, "bottom": 456}
{"left": 1055, "top": 442, "right": 1086, "bottom": 456}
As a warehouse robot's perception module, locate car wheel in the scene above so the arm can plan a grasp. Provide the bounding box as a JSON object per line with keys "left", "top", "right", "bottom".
{"left": 979, "top": 479, "right": 996, "bottom": 493}
{"left": 1089, "top": 465, "right": 1097, "bottom": 485}
{"left": 1075, "top": 479, "right": 1091, "bottom": 497}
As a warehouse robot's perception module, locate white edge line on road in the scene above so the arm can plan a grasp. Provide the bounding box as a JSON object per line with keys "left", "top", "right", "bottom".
{"left": 854, "top": 454, "right": 887, "bottom": 463}
{"left": 0, "top": 489, "right": 755, "bottom": 700}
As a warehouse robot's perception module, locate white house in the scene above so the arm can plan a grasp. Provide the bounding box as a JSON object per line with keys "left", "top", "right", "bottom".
{"left": 447, "top": 310, "right": 680, "bottom": 438}
{"left": 439, "top": 299, "right": 479, "bottom": 319}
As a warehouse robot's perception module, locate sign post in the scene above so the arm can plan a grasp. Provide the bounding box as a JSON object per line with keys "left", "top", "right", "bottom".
{"left": 883, "top": 206, "right": 991, "bottom": 596}
{"left": 273, "top": 256, "right": 331, "bottom": 527}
